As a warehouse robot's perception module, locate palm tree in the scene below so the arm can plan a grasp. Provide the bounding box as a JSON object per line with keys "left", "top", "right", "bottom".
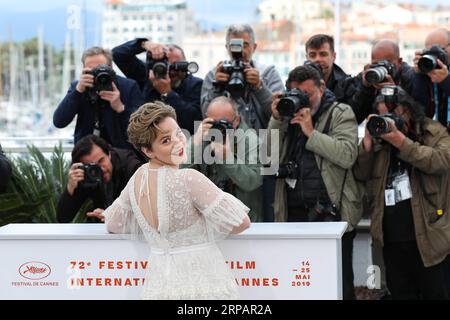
{"left": 0, "top": 144, "right": 93, "bottom": 226}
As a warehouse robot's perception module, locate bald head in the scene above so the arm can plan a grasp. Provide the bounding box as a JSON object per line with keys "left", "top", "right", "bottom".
{"left": 371, "top": 39, "right": 402, "bottom": 70}
{"left": 425, "top": 28, "right": 450, "bottom": 54}
{"left": 372, "top": 40, "right": 400, "bottom": 60}
{"left": 206, "top": 96, "right": 240, "bottom": 127}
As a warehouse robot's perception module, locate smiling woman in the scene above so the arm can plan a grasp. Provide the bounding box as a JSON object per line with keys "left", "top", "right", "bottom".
{"left": 103, "top": 101, "right": 251, "bottom": 300}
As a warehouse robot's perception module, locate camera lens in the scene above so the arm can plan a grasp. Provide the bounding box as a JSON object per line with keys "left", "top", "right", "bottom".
{"left": 227, "top": 72, "right": 246, "bottom": 99}
{"left": 187, "top": 62, "right": 199, "bottom": 74}
{"left": 418, "top": 55, "right": 437, "bottom": 73}
{"left": 97, "top": 73, "right": 111, "bottom": 85}
{"left": 277, "top": 97, "right": 299, "bottom": 118}
{"left": 367, "top": 116, "right": 390, "bottom": 137}
{"left": 153, "top": 62, "right": 168, "bottom": 78}
{"left": 365, "top": 67, "right": 388, "bottom": 85}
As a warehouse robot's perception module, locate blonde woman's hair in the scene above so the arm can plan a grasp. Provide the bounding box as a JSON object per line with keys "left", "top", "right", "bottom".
{"left": 127, "top": 101, "right": 177, "bottom": 151}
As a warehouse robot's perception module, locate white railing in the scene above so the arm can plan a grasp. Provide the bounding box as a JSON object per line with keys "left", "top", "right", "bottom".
{"left": 1, "top": 137, "right": 73, "bottom": 153}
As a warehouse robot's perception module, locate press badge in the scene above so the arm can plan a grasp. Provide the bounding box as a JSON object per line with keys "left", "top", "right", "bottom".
{"left": 392, "top": 172, "right": 412, "bottom": 202}
{"left": 385, "top": 189, "right": 396, "bottom": 206}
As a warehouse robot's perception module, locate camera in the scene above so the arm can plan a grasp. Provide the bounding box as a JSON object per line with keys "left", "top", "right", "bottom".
{"left": 418, "top": 45, "right": 449, "bottom": 74}
{"left": 76, "top": 163, "right": 104, "bottom": 189}
{"left": 146, "top": 52, "right": 199, "bottom": 79}
{"left": 365, "top": 60, "right": 397, "bottom": 85}
{"left": 309, "top": 202, "right": 340, "bottom": 222}
{"left": 275, "top": 161, "right": 299, "bottom": 179}
{"left": 367, "top": 113, "right": 405, "bottom": 138}
{"left": 304, "top": 60, "right": 324, "bottom": 79}
{"left": 276, "top": 88, "right": 310, "bottom": 118}
{"left": 87, "top": 64, "right": 116, "bottom": 105}
{"left": 380, "top": 85, "right": 406, "bottom": 111}
{"left": 207, "top": 119, "right": 234, "bottom": 143}
{"left": 219, "top": 39, "right": 248, "bottom": 99}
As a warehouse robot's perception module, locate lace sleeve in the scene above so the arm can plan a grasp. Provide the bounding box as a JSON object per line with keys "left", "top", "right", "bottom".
{"left": 183, "top": 169, "right": 250, "bottom": 240}
{"left": 104, "top": 177, "right": 142, "bottom": 237}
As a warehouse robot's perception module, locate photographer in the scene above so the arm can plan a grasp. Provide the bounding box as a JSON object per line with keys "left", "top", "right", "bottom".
{"left": 112, "top": 39, "right": 202, "bottom": 134}
{"left": 350, "top": 39, "right": 415, "bottom": 124}
{"left": 268, "top": 65, "right": 363, "bottom": 299}
{"left": 0, "top": 143, "right": 12, "bottom": 193}
{"left": 184, "top": 96, "right": 263, "bottom": 222}
{"left": 353, "top": 87, "right": 450, "bottom": 299}
{"left": 201, "top": 24, "right": 284, "bottom": 131}
{"left": 412, "top": 28, "right": 450, "bottom": 132}
{"left": 53, "top": 47, "right": 143, "bottom": 150}
{"left": 305, "top": 34, "right": 356, "bottom": 106}
{"left": 57, "top": 135, "right": 143, "bottom": 223}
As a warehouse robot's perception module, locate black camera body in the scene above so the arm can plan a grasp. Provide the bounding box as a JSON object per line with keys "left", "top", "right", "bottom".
{"left": 275, "top": 161, "right": 299, "bottom": 179}
{"left": 87, "top": 64, "right": 116, "bottom": 105}
{"left": 367, "top": 113, "right": 405, "bottom": 138}
{"left": 76, "top": 163, "right": 104, "bottom": 189}
{"left": 207, "top": 119, "right": 234, "bottom": 143}
{"left": 146, "top": 52, "right": 199, "bottom": 79}
{"left": 146, "top": 52, "right": 170, "bottom": 79}
{"left": 309, "top": 202, "right": 340, "bottom": 222}
{"left": 418, "top": 45, "right": 449, "bottom": 74}
{"left": 217, "top": 39, "right": 247, "bottom": 99}
{"left": 276, "top": 88, "right": 310, "bottom": 119}
{"left": 365, "top": 60, "right": 397, "bottom": 85}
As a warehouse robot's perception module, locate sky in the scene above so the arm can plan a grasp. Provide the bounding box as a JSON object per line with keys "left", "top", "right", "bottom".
{"left": 0, "top": 0, "right": 447, "bottom": 47}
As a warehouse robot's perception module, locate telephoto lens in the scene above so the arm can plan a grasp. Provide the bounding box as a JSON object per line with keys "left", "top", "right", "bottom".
{"left": 365, "top": 66, "right": 388, "bottom": 85}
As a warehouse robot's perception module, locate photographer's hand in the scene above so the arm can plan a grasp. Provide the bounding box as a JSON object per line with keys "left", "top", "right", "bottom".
{"left": 427, "top": 59, "right": 449, "bottom": 84}
{"left": 413, "top": 49, "right": 422, "bottom": 73}
{"left": 380, "top": 119, "right": 406, "bottom": 149}
{"left": 86, "top": 208, "right": 105, "bottom": 222}
{"left": 373, "top": 74, "right": 395, "bottom": 91}
{"left": 245, "top": 66, "right": 262, "bottom": 89}
{"left": 67, "top": 163, "right": 85, "bottom": 196}
{"left": 76, "top": 68, "right": 94, "bottom": 93}
{"left": 193, "top": 118, "right": 214, "bottom": 146}
{"left": 290, "top": 108, "right": 314, "bottom": 137}
{"left": 99, "top": 82, "right": 124, "bottom": 113}
{"left": 142, "top": 41, "right": 167, "bottom": 60}
{"left": 271, "top": 92, "right": 283, "bottom": 120}
{"left": 149, "top": 70, "right": 172, "bottom": 95}
{"left": 363, "top": 115, "right": 377, "bottom": 152}
{"left": 361, "top": 64, "right": 372, "bottom": 88}
{"left": 215, "top": 62, "right": 230, "bottom": 83}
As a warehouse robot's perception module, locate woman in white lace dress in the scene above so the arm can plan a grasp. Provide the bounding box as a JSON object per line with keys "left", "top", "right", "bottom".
{"left": 103, "top": 101, "right": 251, "bottom": 300}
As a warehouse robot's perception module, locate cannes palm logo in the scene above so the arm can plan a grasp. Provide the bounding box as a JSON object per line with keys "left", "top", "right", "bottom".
{"left": 19, "top": 262, "right": 52, "bottom": 280}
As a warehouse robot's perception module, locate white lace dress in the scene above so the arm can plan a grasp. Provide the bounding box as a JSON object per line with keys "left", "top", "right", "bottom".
{"left": 104, "top": 164, "right": 250, "bottom": 300}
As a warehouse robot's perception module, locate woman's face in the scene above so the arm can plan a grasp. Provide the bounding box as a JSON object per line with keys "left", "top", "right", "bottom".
{"left": 143, "top": 117, "right": 187, "bottom": 167}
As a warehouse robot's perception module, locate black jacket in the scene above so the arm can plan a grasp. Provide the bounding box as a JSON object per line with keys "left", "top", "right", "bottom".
{"left": 56, "top": 148, "right": 144, "bottom": 223}
{"left": 327, "top": 63, "right": 357, "bottom": 110}
{"left": 349, "top": 62, "right": 415, "bottom": 124}
{"left": 412, "top": 72, "right": 450, "bottom": 131}
{"left": 0, "top": 144, "right": 12, "bottom": 192}
{"left": 112, "top": 38, "right": 203, "bottom": 134}
{"left": 53, "top": 75, "right": 143, "bottom": 149}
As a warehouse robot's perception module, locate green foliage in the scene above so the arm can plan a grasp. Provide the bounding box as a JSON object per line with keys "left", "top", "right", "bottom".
{"left": 0, "top": 144, "right": 92, "bottom": 226}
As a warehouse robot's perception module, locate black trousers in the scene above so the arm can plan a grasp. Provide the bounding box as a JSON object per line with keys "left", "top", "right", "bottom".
{"left": 383, "top": 241, "right": 449, "bottom": 300}
{"left": 288, "top": 207, "right": 356, "bottom": 300}
{"left": 262, "top": 177, "right": 276, "bottom": 222}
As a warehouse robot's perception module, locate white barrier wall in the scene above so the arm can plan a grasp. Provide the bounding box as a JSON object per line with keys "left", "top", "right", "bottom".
{"left": 0, "top": 222, "right": 347, "bottom": 300}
